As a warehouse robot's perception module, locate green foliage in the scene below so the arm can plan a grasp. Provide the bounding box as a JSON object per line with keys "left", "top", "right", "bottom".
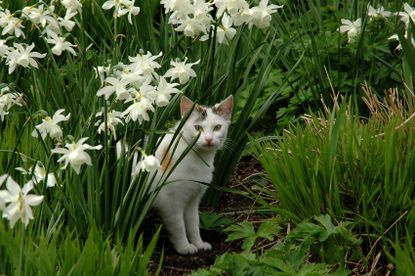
{"left": 387, "top": 230, "right": 415, "bottom": 275}
{"left": 199, "top": 212, "right": 234, "bottom": 233}
{"left": 250, "top": 100, "right": 415, "bottom": 270}
{"left": 225, "top": 218, "right": 281, "bottom": 252}
{"left": 240, "top": 1, "right": 405, "bottom": 129}
{"left": 0, "top": 221, "right": 161, "bottom": 275}
{"left": 192, "top": 214, "right": 355, "bottom": 276}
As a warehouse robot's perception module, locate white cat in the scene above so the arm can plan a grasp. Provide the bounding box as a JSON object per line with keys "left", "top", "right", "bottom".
{"left": 151, "top": 95, "right": 233, "bottom": 255}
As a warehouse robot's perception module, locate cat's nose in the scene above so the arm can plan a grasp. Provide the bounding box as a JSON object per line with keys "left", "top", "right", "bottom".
{"left": 206, "top": 138, "right": 213, "bottom": 145}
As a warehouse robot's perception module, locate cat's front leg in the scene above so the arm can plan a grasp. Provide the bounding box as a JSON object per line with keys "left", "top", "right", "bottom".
{"left": 184, "top": 198, "right": 212, "bottom": 252}
{"left": 158, "top": 204, "right": 198, "bottom": 255}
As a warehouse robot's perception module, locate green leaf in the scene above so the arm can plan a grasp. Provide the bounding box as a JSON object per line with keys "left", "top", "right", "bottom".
{"left": 314, "top": 214, "right": 339, "bottom": 242}
{"left": 200, "top": 212, "right": 234, "bottom": 232}
{"left": 257, "top": 219, "right": 282, "bottom": 241}
{"left": 225, "top": 221, "right": 257, "bottom": 251}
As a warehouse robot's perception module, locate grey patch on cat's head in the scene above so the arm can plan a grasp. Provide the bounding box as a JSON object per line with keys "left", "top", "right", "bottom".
{"left": 195, "top": 104, "right": 207, "bottom": 120}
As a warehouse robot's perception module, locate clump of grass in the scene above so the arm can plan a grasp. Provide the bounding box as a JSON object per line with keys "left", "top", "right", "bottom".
{"left": 250, "top": 91, "right": 415, "bottom": 270}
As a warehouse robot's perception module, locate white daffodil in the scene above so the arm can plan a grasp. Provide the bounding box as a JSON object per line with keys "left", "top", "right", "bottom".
{"left": 102, "top": 0, "right": 116, "bottom": 10}
{"left": 161, "top": 0, "right": 192, "bottom": 14}
{"left": 397, "top": 3, "right": 415, "bottom": 27}
{"left": 46, "top": 31, "right": 77, "bottom": 56}
{"left": 0, "top": 87, "right": 23, "bottom": 121}
{"left": 0, "top": 9, "right": 25, "bottom": 38}
{"left": 217, "top": 13, "right": 237, "bottom": 44}
{"left": 52, "top": 137, "right": 103, "bottom": 174}
{"left": 58, "top": 11, "right": 77, "bottom": 32}
{"left": 132, "top": 154, "right": 160, "bottom": 175}
{"left": 0, "top": 174, "right": 7, "bottom": 210}
{"left": 95, "top": 65, "right": 111, "bottom": 86}
{"left": 389, "top": 33, "right": 415, "bottom": 51}
{"left": 122, "top": 96, "right": 155, "bottom": 124}
{"left": 164, "top": 58, "right": 199, "bottom": 84}
{"left": 97, "top": 76, "right": 136, "bottom": 100}
{"left": 95, "top": 110, "right": 124, "bottom": 139}
{"left": 214, "top": 0, "right": 249, "bottom": 17}
{"left": 0, "top": 176, "right": 44, "bottom": 228}
{"left": 367, "top": 5, "right": 391, "bottom": 18}
{"left": 61, "top": 0, "right": 82, "bottom": 14}
{"left": 121, "top": 0, "right": 140, "bottom": 24}
{"left": 155, "top": 76, "right": 180, "bottom": 107}
{"left": 22, "top": 4, "right": 54, "bottom": 28}
{"left": 103, "top": 0, "right": 140, "bottom": 23}
{"left": 338, "top": 18, "right": 361, "bottom": 43}
{"left": 16, "top": 164, "right": 57, "bottom": 188}
{"left": 173, "top": 16, "right": 210, "bottom": 38}
{"left": 32, "top": 109, "right": 71, "bottom": 140}
{"left": 127, "top": 51, "right": 162, "bottom": 77}
{"left": 250, "top": 0, "right": 283, "bottom": 29}
{"left": 0, "top": 39, "right": 9, "bottom": 57}
{"left": 192, "top": 0, "right": 213, "bottom": 18}
{"left": 6, "top": 43, "right": 46, "bottom": 74}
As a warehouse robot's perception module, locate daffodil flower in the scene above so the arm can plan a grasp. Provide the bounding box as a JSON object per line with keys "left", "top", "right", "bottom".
{"left": 216, "top": 13, "right": 237, "bottom": 44}
{"left": 155, "top": 76, "right": 180, "bottom": 107}
{"left": 22, "top": 4, "right": 54, "bottom": 28}
{"left": 0, "top": 87, "right": 23, "bottom": 121}
{"left": 367, "top": 5, "right": 391, "bottom": 18}
{"left": 58, "top": 11, "right": 77, "bottom": 31}
{"left": 132, "top": 153, "right": 161, "bottom": 176}
{"left": 102, "top": 0, "right": 140, "bottom": 24}
{"left": 61, "top": 0, "right": 82, "bottom": 14}
{"left": 46, "top": 31, "right": 77, "bottom": 56}
{"left": 95, "top": 110, "right": 124, "bottom": 139}
{"left": 250, "top": 0, "right": 283, "bottom": 29}
{"left": 0, "top": 9, "right": 26, "bottom": 38}
{"left": 52, "top": 138, "right": 103, "bottom": 174}
{"left": 127, "top": 51, "right": 162, "bottom": 77}
{"left": 338, "top": 18, "right": 361, "bottom": 43}
{"left": 5, "top": 43, "right": 46, "bottom": 74}
{"left": 16, "top": 164, "right": 57, "bottom": 188}
{"left": 164, "top": 58, "right": 200, "bottom": 85}
{"left": 0, "top": 175, "right": 44, "bottom": 228}
{"left": 32, "top": 109, "right": 71, "bottom": 140}
{"left": 397, "top": 3, "right": 415, "bottom": 28}
{"left": 122, "top": 96, "right": 155, "bottom": 124}
{"left": 96, "top": 76, "right": 137, "bottom": 100}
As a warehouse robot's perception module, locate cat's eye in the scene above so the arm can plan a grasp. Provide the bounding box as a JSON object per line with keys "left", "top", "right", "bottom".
{"left": 213, "top": 125, "right": 222, "bottom": 131}
{"left": 194, "top": 125, "right": 203, "bottom": 132}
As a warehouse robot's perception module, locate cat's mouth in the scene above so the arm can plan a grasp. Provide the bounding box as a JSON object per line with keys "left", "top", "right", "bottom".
{"left": 199, "top": 142, "right": 216, "bottom": 149}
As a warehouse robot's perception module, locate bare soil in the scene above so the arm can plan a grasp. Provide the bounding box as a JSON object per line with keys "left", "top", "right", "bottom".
{"left": 149, "top": 156, "right": 264, "bottom": 275}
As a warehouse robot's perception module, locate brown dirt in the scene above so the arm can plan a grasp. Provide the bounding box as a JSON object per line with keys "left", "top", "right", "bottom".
{"left": 149, "top": 156, "right": 264, "bottom": 275}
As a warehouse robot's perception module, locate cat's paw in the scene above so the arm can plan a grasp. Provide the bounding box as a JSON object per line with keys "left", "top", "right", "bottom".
{"left": 194, "top": 241, "right": 212, "bottom": 251}
{"left": 175, "top": 243, "right": 198, "bottom": 255}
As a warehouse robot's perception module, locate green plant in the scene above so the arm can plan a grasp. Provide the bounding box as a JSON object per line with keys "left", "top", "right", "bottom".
{"left": 386, "top": 230, "right": 415, "bottom": 275}
{"left": 245, "top": 1, "right": 406, "bottom": 130}
{"left": 225, "top": 218, "right": 282, "bottom": 252}
{"left": 199, "top": 211, "right": 234, "bottom": 233}
{"left": 192, "top": 214, "right": 356, "bottom": 276}
{"left": 0, "top": 221, "right": 162, "bottom": 275}
{"left": 250, "top": 97, "right": 415, "bottom": 270}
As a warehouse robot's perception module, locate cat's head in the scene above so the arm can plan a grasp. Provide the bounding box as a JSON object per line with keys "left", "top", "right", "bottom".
{"left": 180, "top": 95, "right": 233, "bottom": 151}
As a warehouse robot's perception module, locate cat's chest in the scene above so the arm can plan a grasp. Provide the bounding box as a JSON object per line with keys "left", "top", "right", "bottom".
{"left": 176, "top": 153, "right": 214, "bottom": 182}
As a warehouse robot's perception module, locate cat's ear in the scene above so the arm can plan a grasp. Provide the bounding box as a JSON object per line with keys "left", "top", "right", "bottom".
{"left": 213, "top": 95, "right": 233, "bottom": 120}
{"left": 180, "top": 96, "right": 194, "bottom": 117}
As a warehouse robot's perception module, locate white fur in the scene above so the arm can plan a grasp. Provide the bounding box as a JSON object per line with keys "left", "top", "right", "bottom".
{"left": 150, "top": 97, "right": 232, "bottom": 255}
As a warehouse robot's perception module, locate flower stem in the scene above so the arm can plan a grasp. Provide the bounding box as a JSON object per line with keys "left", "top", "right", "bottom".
{"left": 18, "top": 226, "right": 25, "bottom": 276}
